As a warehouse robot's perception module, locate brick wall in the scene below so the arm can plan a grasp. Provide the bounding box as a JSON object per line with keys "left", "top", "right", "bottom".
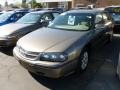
{"left": 96, "top": 0, "right": 120, "bottom": 7}
{"left": 47, "top": 0, "right": 120, "bottom": 9}
{"left": 73, "top": 0, "right": 120, "bottom": 7}
{"left": 48, "top": 2, "right": 58, "bottom": 8}
{"left": 72, "top": 0, "right": 91, "bottom": 7}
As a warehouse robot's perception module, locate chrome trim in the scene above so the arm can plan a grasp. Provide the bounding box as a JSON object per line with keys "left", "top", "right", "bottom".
{"left": 18, "top": 46, "right": 39, "bottom": 60}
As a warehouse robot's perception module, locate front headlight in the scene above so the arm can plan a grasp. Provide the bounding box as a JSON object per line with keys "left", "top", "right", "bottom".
{"left": 40, "top": 52, "right": 68, "bottom": 62}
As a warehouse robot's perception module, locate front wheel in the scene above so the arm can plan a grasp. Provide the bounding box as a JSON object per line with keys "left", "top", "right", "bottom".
{"left": 78, "top": 48, "right": 89, "bottom": 71}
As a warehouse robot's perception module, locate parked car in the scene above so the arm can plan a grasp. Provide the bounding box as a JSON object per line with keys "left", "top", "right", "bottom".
{"left": 51, "top": 8, "right": 65, "bottom": 13}
{"left": 14, "top": 8, "right": 30, "bottom": 12}
{"left": 0, "top": 11, "right": 28, "bottom": 26}
{"left": 13, "top": 9, "right": 114, "bottom": 78}
{"left": 0, "top": 11, "right": 60, "bottom": 46}
{"left": 42, "top": 8, "right": 64, "bottom": 13}
{"left": 34, "top": 8, "right": 43, "bottom": 11}
{"left": 105, "top": 6, "right": 120, "bottom": 33}
{"left": 71, "top": 7, "right": 90, "bottom": 10}
{"left": 32, "top": 8, "right": 64, "bottom": 13}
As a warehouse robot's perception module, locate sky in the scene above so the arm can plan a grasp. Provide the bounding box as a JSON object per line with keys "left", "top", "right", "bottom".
{"left": 0, "top": 0, "right": 22, "bottom": 6}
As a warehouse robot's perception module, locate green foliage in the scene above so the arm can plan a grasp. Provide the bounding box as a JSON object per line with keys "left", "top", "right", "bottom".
{"left": 31, "top": 0, "right": 43, "bottom": 8}
{"left": 22, "top": 0, "right": 27, "bottom": 8}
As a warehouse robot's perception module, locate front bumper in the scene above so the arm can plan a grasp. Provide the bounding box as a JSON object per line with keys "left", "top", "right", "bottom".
{"left": 13, "top": 47, "right": 78, "bottom": 78}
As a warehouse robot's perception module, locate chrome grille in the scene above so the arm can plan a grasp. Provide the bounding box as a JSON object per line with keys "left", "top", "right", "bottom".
{"left": 19, "top": 47, "right": 39, "bottom": 60}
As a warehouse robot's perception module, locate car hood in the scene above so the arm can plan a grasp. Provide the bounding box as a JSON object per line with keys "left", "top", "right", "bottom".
{"left": 0, "top": 23, "right": 32, "bottom": 37}
{"left": 18, "top": 28, "right": 90, "bottom": 52}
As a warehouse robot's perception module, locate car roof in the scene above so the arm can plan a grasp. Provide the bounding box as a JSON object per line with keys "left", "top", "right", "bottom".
{"left": 105, "top": 5, "right": 120, "bottom": 8}
{"left": 3, "top": 11, "right": 28, "bottom": 14}
{"left": 66, "top": 9, "right": 104, "bottom": 15}
{"left": 30, "top": 10, "right": 59, "bottom": 14}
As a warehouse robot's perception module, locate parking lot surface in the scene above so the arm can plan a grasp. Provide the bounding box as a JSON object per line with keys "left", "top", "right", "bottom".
{"left": 0, "top": 35, "right": 120, "bottom": 90}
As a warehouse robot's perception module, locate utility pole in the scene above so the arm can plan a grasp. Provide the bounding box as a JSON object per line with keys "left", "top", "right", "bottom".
{"left": 22, "top": 0, "right": 26, "bottom": 8}
{"left": 31, "top": 0, "right": 33, "bottom": 8}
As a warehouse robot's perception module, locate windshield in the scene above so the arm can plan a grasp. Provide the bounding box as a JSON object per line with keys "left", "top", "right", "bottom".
{"left": 48, "top": 13, "right": 93, "bottom": 31}
{"left": 17, "top": 13, "right": 41, "bottom": 24}
{"left": 0, "top": 12, "right": 13, "bottom": 22}
{"left": 105, "top": 7, "right": 120, "bottom": 21}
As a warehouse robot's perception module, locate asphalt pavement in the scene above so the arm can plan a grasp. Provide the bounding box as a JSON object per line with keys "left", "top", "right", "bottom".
{"left": 0, "top": 35, "right": 120, "bottom": 90}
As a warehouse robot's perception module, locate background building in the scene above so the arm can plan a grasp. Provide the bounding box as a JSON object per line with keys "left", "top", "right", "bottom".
{"left": 36, "top": 0, "right": 120, "bottom": 9}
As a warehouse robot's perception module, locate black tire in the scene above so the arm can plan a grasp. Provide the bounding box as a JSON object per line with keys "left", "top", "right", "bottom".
{"left": 77, "top": 48, "right": 89, "bottom": 72}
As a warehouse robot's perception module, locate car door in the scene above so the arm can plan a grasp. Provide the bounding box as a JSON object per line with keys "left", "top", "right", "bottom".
{"left": 102, "top": 12, "right": 113, "bottom": 40}
{"left": 92, "top": 13, "right": 106, "bottom": 46}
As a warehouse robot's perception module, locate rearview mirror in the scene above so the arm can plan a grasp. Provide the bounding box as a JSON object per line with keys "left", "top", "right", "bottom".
{"left": 40, "top": 21, "right": 49, "bottom": 27}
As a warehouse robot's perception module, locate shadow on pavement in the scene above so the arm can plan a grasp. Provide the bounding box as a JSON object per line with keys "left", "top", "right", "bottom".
{"left": 0, "top": 46, "right": 14, "bottom": 56}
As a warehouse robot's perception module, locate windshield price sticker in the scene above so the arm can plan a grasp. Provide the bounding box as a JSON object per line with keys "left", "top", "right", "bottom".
{"left": 68, "top": 16, "right": 75, "bottom": 25}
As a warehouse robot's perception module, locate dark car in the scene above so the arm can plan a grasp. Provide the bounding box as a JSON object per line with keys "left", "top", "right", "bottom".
{"left": 105, "top": 6, "right": 120, "bottom": 33}
{"left": 71, "top": 7, "right": 90, "bottom": 10}
{"left": 14, "top": 8, "right": 30, "bottom": 12}
{"left": 0, "top": 11, "right": 60, "bottom": 46}
{"left": 13, "top": 9, "right": 114, "bottom": 78}
{"left": 42, "top": 8, "right": 64, "bottom": 13}
{"left": 0, "top": 11, "right": 28, "bottom": 26}
{"left": 51, "top": 8, "right": 65, "bottom": 13}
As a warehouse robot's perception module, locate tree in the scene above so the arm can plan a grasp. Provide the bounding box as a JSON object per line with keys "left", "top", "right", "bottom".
{"left": 5, "top": 0, "right": 8, "bottom": 7}
{"left": 9, "top": 4, "right": 19, "bottom": 8}
{"left": 22, "top": 0, "right": 27, "bottom": 8}
{"left": 0, "top": 4, "right": 2, "bottom": 8}
{"left": 30, "top": 0, "right": 43, "bottom": 8}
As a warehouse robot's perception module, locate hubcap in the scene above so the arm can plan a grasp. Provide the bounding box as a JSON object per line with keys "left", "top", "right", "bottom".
{"left": 81, "top": 51, "right": 88, "bottom": 70}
